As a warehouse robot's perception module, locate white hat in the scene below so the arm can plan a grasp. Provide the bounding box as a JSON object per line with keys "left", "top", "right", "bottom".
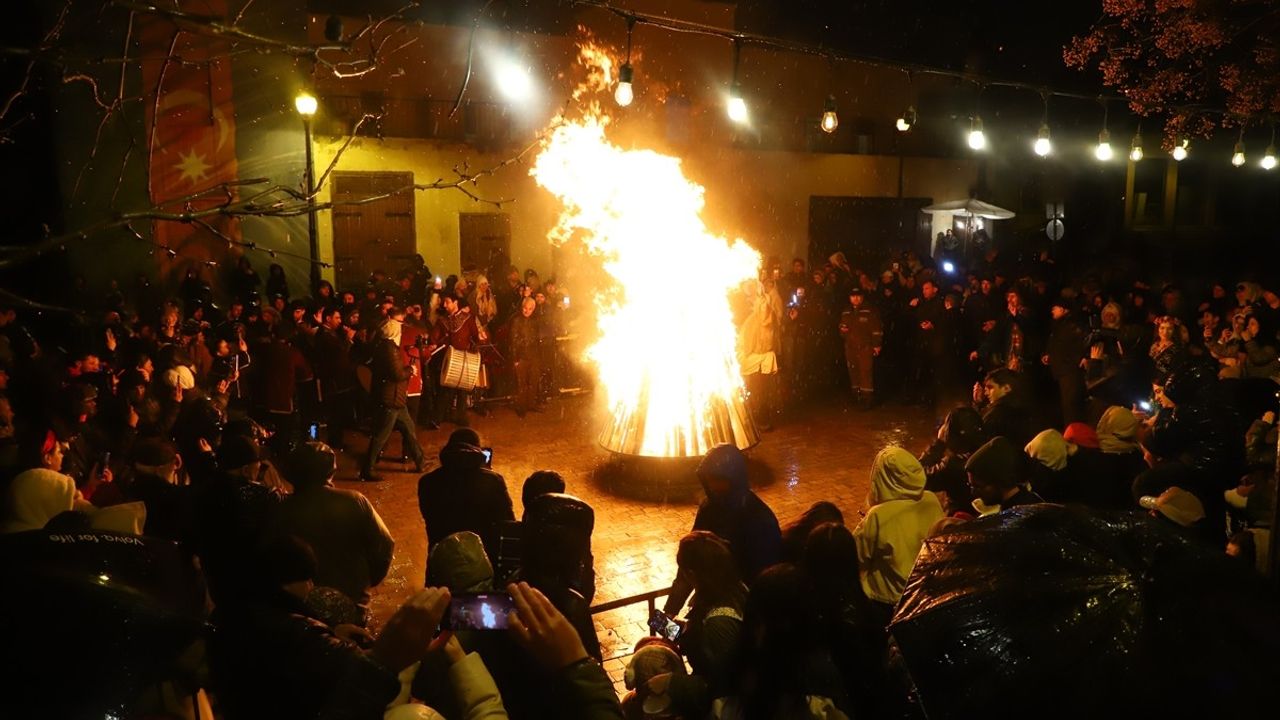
{"left": 163, "top": 366, "right": 195, "bottom": 390}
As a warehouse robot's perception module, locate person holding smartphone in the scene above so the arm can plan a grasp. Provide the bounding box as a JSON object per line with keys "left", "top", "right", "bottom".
{"left": 417, "top": 428, "right": 514, "bottom": 564}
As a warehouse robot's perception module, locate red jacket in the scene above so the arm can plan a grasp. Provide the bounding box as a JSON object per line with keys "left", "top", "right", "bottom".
{"left": 400, "top": 323, "right": 426, "bottom": 397}
{"left": 432, "top": 309, "right": 479, "bottom": 352}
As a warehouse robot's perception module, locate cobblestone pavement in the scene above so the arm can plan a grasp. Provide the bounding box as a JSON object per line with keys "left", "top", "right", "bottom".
{"left": 333, "top": 394, "right": 935, "bottom": 691}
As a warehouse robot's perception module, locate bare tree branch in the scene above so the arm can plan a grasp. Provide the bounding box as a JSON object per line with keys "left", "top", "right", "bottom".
{"left": 312, "top": 112, "right": 381, "bottom": 195}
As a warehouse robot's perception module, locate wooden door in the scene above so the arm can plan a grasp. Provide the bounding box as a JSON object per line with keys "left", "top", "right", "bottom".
{"left": 458, "top": 213, "right": 511, "bottom": 276}
{"left": 331, "top": 172, "right": 416, "bottom": 290}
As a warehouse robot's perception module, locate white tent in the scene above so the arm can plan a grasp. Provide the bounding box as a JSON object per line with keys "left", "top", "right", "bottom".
{"left": 921, "top": 198, "right": 1016, "bottom": 219}
{"left": 922, "top": 199, "right": 1015, "bottom": 258}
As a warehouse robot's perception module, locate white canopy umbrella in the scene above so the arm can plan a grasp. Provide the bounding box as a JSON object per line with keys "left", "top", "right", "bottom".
{"left": 922, "top": 199, "right": 1015, "bottom": 260}
{"left": 921, "top": 198, "right": 1016, "bottom": 219}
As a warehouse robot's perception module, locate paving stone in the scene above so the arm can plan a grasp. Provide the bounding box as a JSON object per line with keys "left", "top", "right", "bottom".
{"left": 336, "top": 395, "right": 934, "bottom": 635}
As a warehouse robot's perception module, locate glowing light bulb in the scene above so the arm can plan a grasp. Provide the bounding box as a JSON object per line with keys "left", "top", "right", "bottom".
{"left": 1262, "top": 146, "right": 1277, "bottom": 170}
{"left": 1033, "top": 124, "right": 1051, "bottom": 157}
{"left": 967, "top": 117, "right": 986, "bottom": 151}
{"left": 614, "top": 64, "right": 634, "bottom": 107}
{"left": 495, "top": 60, "right": 533, "bottom": 101}
{"left": 1172, "top": 139, "right": 1189, "bottom": 162}
{"left": 1232, "top": 141, "right": 1246, "bottom": 167}
{"left": 1095, "top": 129, "right": 1113, "bottom": 161}
{"left": 896, "top": 105, "right": 916, "bottom": 132}
{"left": 727, "top": 83, "right": 748, "bottom": 123}
{"left": 1129, "top": 135, "right": 1144, "bottom": 162}
{"left": 294, "top": 93, "right": 317, "bottom": 116}
{"left": 820, "top": 95, "right": 838, "bottom": 133}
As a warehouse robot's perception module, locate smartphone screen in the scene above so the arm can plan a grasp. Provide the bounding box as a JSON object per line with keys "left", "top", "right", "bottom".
{"left": 443, "top": 593, "right": 514, "bottom": 631}
{"left": 648, "top": 609, "right": 683, "bottom": 642}
{"left": 481, "top": 447, "right": 493, "bottom": 466}
{"left": 307, "top": 422, "right": 320, "bottom": 440}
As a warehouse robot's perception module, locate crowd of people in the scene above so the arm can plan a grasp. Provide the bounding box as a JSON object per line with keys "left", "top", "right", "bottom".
{"left": 0, "top": 240, "right": 1276, "bottom": 718}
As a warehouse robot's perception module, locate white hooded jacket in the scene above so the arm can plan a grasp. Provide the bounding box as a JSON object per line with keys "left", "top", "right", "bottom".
{"left": 852, "top": 447, "right": 943, "bottom": 606}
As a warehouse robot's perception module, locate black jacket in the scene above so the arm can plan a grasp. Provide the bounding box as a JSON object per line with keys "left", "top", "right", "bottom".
{"left": 209, "top": 590, "right": 400, "bottom": 720}
{"left": 277, "top": 485, "right": 394, "bottom": 606}
{"left": 1046, "top": 314, "right": 1086, "bottom": 378}
{"left": 369, "top": 337, "right": 409, "bottom": 409}
{"left": 665, "top": 446, "right": 782, "bottom": 615}
{"left": 417, "top": 442, "right": 514, "bottom": 555}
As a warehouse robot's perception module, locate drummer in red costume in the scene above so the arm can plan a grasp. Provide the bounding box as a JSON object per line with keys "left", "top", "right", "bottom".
{"left": 429, "top": 294, "right": 483, "bottom": 427}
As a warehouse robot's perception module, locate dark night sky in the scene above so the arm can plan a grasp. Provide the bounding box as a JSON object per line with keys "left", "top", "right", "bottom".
{"left": 735, "top": 0, "right": 1103, "bottom": 92}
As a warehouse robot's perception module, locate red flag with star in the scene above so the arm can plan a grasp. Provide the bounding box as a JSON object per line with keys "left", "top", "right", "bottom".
{"left": 138, "top": 1, "right": 240, "bottom": 273}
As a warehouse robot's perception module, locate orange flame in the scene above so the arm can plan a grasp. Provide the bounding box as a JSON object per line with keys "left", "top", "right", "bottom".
{"left": 532, "top": 52, "right": 761, "bottom": 456}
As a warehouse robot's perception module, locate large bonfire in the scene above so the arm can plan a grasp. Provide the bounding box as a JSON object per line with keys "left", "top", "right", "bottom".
{"left": 530, "top": 45, "right": 761, "bottom": 457}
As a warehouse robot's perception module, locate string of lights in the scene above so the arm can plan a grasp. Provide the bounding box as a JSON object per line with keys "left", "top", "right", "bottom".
{"left": 570, "top": 0, "right": 1278, "bottom": 169}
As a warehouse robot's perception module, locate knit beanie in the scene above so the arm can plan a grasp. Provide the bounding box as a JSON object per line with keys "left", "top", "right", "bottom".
{"left": 965, "top": 436, "right": 1020, "bottom": 489}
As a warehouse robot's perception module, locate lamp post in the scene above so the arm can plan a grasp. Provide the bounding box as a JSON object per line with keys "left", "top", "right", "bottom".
{"left": 295, "top": 92, "right": 320, "bottom": 293}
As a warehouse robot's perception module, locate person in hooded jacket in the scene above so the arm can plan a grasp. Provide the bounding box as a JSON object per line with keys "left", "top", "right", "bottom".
{"left": 417, "top": 428, "right": 514, "bottom": 566}
{"left": 1094, "top": 405, "right": 1148, "bottom": 507}
{"left": 511, "top": 493, "right": 600, "bottom": 663}
{"left": 1024, "top": 428, "right": 1114, "bottom": 505}
{"left": 362, "top": 317, "right": 426, "bottom": 482}
{"left": 1143, "top": 360, "right": 1244, "bottom": 521}
{"left": 662, "top": 443, "right": 781, "bottom": 617}
{"left": 852, "top": 446, "right": 943, "bottom": 617}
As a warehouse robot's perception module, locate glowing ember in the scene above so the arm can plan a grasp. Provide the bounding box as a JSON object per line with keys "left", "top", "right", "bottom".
{"left": 532, "top": 99, "right": 761, "bottom": 457}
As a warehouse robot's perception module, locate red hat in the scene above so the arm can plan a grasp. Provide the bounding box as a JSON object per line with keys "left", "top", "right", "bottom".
{"left": 1063, "top": 422, "right": 1100, "bottom": 449}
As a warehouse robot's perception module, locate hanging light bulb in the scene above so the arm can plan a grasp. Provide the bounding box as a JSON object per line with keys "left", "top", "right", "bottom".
{"left": 820, "top": 95, "right": 839, "bottom": 133}
{"left": 614, "top": 63, "right": 634, "bottom": 107}
{"left": 726, "top": 40, "right": 748, "bottom": 124}
{"left": 1032, "top": 94, "right": 1051, "bottom": 157}
{"left": 1033, "top": 124, "right": 1052, "bottom": 157}
{"left": 727, "top": 83, "right": 748, "bottom": 123}
{"left": 967, "top": 116, "right": 986, "bottom": 150}
{"left": 1095, "top": 129, "right": 1113, "bottom": 161}
{"left": 614, "top": 18, "right": 636, "bottom": 107}
{"left": 1232, "top": 141, "right": 1246, "bottom": 167}
{"left": 1129, "top": 131, "right": 1144, "bottom": 161}
{"left": 896, "top": 105, "right": 916, "bottom": 132}
{"left": 1263, "top": 145, "right": 1277, "bottom": 170}
{"left": 1171, "top": 138, "right": 1189, "bottom": 161}
{"left": 1091, "top": 100, "right": 1113, "bottom": 160}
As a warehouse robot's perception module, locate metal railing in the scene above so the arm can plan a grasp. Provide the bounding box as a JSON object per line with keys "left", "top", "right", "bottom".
{"left": 589, "top": 586, "right": 672, "bottom": 664}
{"left": 589, "top": 586, "right": 671, "bottom": 616}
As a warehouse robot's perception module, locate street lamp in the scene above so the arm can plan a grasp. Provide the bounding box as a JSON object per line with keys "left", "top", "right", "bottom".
{"left": 295, "top": 92, "right": 321, "bottom": 292}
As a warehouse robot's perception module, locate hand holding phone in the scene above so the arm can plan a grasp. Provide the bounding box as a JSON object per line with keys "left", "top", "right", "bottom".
{"left": 648, "top": 609, "right": 684, "bottom": 642}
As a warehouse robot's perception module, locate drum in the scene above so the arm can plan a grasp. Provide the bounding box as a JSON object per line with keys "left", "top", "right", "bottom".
{"left": 440, "top": 346, "right": 483, "bottom": 390}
